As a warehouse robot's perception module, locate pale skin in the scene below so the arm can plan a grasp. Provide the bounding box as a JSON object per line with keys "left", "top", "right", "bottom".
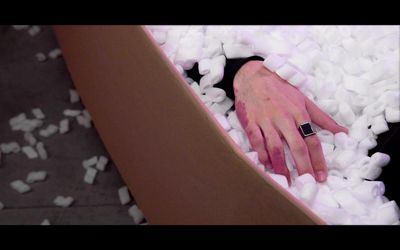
{"left": 233, "top": 60, "right": 348, "bottom": 184}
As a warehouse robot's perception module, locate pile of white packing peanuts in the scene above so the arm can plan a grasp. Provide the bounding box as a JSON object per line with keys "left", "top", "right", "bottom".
{"left": 147, "top": 25, "right": 400, "bottom": 225}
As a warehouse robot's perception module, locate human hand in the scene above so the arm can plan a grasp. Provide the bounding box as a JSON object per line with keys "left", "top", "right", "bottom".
{"left": 233, "top": 60, "right": 348, "bottom": 183}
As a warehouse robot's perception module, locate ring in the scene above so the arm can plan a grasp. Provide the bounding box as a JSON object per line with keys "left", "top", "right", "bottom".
{"left": 298, "top": 122, "right": 316, "bottom": 138}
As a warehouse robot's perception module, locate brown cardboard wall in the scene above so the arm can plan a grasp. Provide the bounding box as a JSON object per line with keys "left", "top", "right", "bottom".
{"left": 53, "top": 25, "right": 324, "bottom": 225}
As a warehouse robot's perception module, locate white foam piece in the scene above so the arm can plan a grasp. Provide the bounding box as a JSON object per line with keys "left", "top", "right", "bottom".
{"left": 40, "top": 219, "right": 51, "bottom": 225}
{"left": 198, "top": 58, "right": 211, "bottom": 75}
{"left": 36, "top": 142, "right": 48, "bottom": 160}
{"left": 0, "top": 142, "right": 20, "bottom": 154}
{"left": 205, "top": 87, "right": 226, "bottom": 103}
{"left": 385, "top": 107, "right": 400, "bottom": 123}
{"left": 288, "top": 53, "right": 314, "bottom": 74}
{"left": 287, "top": 70, "right": 307, "bottom": 87}
{"left": 82, "top": 156, "right": 98, "bottom": 169}
{"left": 69, "top": 89, "right": 80, "bottom": 103}
{"left": 39, "top": 124, "right": 58, "bottom": 137}
{"left": 321, "top": 142, "right": 335, "bottom": 156}
{"left": 128, "top": 205, "right": 145, "bottom": 224}
{"left": 299, "top": 182, "right": 318, "bottom": 204}
{"left": 343, "top": 59, "right": 363, "bottom": 75}
{"left": 349, "top": 126, "right": 369, "bottom": 142}
{"left": 63, "top": 109, "right": 81, "bottom": 117}
{"left": 316, "top": 130, "right": 335, "bottom": 144}
{"left": 59, "top": 119, "right": 70, "bottom": 134}
{"left": 333, "top": 189, "right": 369, "bottom": 216}
{"left": 82, "top": 109, "right": 92, "bottom": 121}
{"left": 358, "top": 161, "right": 382, "bottom": 181}
{"left": 252, "top": 34, "right": 293, "bottom": 56}
{"left": 118, "top": 186, "right": 131, "bottom": 205}
{"left": 334, "top": 132, "right": 354, "bottom": 150}
{"left": 213, "top": 113, "right": 231, "bottom": 131}
{"left": 268, "top": 174, "right": 289, "bottom": 189}
{"left": 21, "top": 146, "right": 39, "bottom": 159}
{"left": 27, "top": 25, "right": 40, "bottom": 36}
{"left": 26, "top": 171, "right": 47, "bottom": 184}
{"left": 223, "top": 43, "right": 254, "bottom": 59}
{"left": 228, "top": 129, "right": 243, "bottom": 147}
{"left": 338, "top": 102, "right": 355, "bottom": 126}
{"left": 76, "top": 115, "right": 92, "bottom": 128}
{"left": 314, "top": 186, "right": 340, "bottom": 208}
{"left": 48, "top": 48, "right": 62, "bottom": 59}
{"left": 374, "top": 201, "right": 400, "bottom": 225}
{"left": 209, "top": 97, "right": 234, "bottom": 115}
{"left": 203, "top": 39, "right": 223, "bottom": 58}
{"left": 294, "top": 173, "right": 316, "bottom": 190}
{"left": 378, "top": 91, "right": 399, "bottom": 108}
{"left": 326, "top": 175, "right": 347, "bottom": 190}
{"left": 24, "top": 132, "right": 37, "bottom": 146}
{"left": 152, "top": 30, "right": 167, "bottom": 44}
{"left": 32, "top": 108, "right": 45, "bottom": 120}
{"left": 174, "top": 46, "right": 202, "bottom": 70}
{"left": 332, "top": 150, "right": 357, "bottom": 170}
{"left": 96, "top": 155, "right": 109, "bottom": 172}
{"left": 10, "top": 180, "right": 31, "bottom": 194}
{"left": 343, "top": 74, "right": 368, "bottom": 95}
{"left": 283, "top": 144, "right": 296, "bottom": 172}
{"left": 311, "top": 204, "right": 341, "bottom": 225}
{"left": 12, "top": 25, "right": 30, "bottom": 30}
{"left": 359, "top": 136, "right": 377, "bottom": 151}
{"left": 351, "top": 181, "right": 385, "bottom": 203}
{"left": 189, "top": 82, "right": 201, "bottom": 97}
{"left": 363, "top": 101, "right": 386, "bottom": 117}
{"left": 262, "top": 54, "right": 286, "bottom": 72}
{"left": 275, "top": 63, "right": 297, "bottom": 80}
{"left": 199, "top": 64, "right": 224, "bottom": 92}
{"left": 200, "top": 95, "right": 212, "bottom": 107}
{"left": 84, "top": 167, "right": 98, "bottom": 185}
{"left": 9, "top": 113, "right": 27, "bottom": 127}
{"left": 371, "top": 119, "right": 389, "bottom": 135}
{"left": 35, "top": 52, "right": 47, "bottom": 62}
{"left": 53, "top": 196, "right": 74, "bottom": 208}
{"left": 227, "top": 111, "right": 244, "bottom": 131}
{"left": 350, "top": 95, "right": 374, "bottom": 114}
{"left": 245, "top": 151, "right": 260, "bottom": 166}
{"left": 370, "top": 152, "right": 390, "bottom": 168}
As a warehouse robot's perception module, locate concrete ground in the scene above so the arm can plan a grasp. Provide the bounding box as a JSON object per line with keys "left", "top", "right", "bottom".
{"left": 0, "top": 25, "right": 137, "bottom": 225}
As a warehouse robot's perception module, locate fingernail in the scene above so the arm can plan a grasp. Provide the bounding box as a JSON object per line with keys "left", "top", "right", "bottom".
{"left": 317, "top": 171, "right": 327, "bottom": 182}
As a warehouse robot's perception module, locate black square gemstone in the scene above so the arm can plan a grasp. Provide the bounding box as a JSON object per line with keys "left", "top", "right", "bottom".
{"left": 300, "top": 123, "right": 315, "bottom": 136}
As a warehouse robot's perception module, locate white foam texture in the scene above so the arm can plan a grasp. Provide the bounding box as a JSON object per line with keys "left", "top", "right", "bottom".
{"left": 96, "top": 156, "right": 109, "bottom": 172}
{"left": 22, "top": 146, "right": 38, "bottom": 159}
{"left": 53, "top": 196, "right": 74, "bottom": 208}
{"left": 84, "top": 168, "right": 98, "bottom": 185}
{"left": 26, "top": 171, "right": 47, "bottom": 184}
{"left": 10, "top": 180, "right": 31, "bottom": 194}
{"left": 118, "top": 186, "right": 131, "bottom": 205}
{"left": 128, "top": 205, "right": 145, "bottom": 224}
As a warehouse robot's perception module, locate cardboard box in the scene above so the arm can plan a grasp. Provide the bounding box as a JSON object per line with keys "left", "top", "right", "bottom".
{"left": 53, "top": 25, "right": 324, "bottom": 225}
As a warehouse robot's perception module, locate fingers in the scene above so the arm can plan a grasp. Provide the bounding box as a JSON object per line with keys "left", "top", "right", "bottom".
{"left": 244, "top": 124, "right": 271, "bottom": 168}
{"left": 258, "top": 121, "right": 290, "bottom": 181}
{"left": 275, "top": 114, "right": 315, "bottom": 179}
{"left": 304, "top": 97, "right": 348, "bottom": 134}
{"left": 291, "top": 108, "right": 328, "bottom": 182}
